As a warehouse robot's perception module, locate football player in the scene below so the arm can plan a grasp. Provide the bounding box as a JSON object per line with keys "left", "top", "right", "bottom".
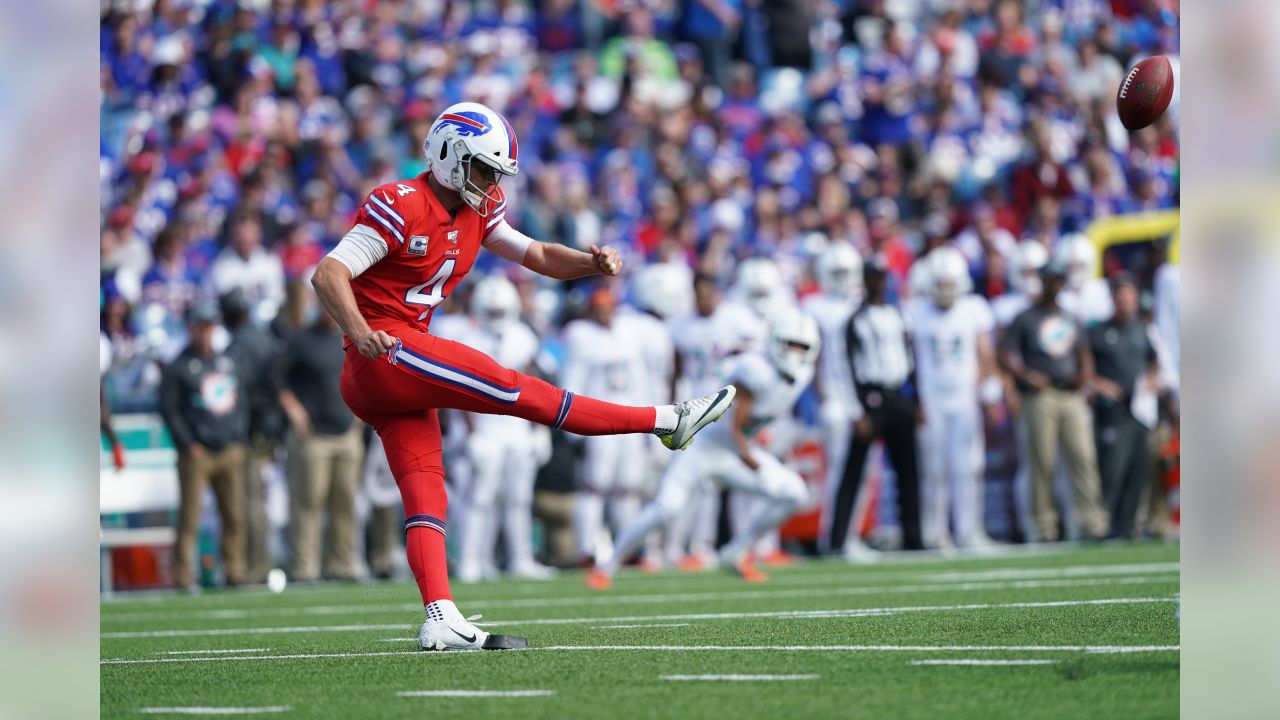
{"left": 311, "top": 102, "right": 736, "bottom": 651}
{"left": 1056, "top": 234, "right": 1113, "bottom": 326}
{"left": 586, "top": 310, "right": 818, "bottom": 589}
{"left": 903, "top": 248, "right": 1000, "bottom": 550}
{"left": 802, "top": 242, "right": 874, "bottom": 558}
{"left": 664, "top": 274, "right": 765, "bottom": 569}
{"left": 561, "top": 284, "right": 651, "bottom": 566}
{"left": 436, "top": 275, "right": 555, "bottom": 582}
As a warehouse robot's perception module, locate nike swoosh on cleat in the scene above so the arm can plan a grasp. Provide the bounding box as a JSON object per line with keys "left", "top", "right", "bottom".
{"left": 693, "top": 389, "right": 730, "bottom": 426}
{"left": 451, "top": 628, "right": 477, "bottom": 644}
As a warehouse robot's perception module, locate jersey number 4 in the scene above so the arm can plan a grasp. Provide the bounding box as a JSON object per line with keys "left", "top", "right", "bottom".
{"left": 404, "top": 259, "right": 455, "bottom": 320}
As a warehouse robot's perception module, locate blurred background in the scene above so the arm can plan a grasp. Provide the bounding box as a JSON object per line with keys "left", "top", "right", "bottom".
{"left": 97, "top": 0, "right": 1182, "bottom": 595}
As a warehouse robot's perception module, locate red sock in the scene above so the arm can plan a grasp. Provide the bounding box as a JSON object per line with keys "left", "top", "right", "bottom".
{"left": 396, "top": 470, "right": 453, "bottom": 605}
{"left": 406, "top": 526, "right": 452, "bottom": 605}
{"left": 559, "top": 392, "right": 656, "bottom": 435}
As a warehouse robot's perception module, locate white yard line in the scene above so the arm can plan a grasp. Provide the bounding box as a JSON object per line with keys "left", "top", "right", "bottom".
{"left": 920, "top": 562, "right": 1177, "bottom": 583}
{"left": 105, "top": 596, "right": 1173, "bottom": 640}
{"left": 661, "top": 674, "right": 819, "bottom": 681}
{"left": 397, "top": 690, "right": 553, "bottom": 698}
{"left": 103, "top": 644, "right": 1179, "bottom": 666}
{"left": 161, "top": 648, "right": 269, "bottom": 655}
{"left": 101, "top": 572, "right": 1179, "bottom": 626}
{"left": 595, "top": 623, "right": 693, "bottom": 629}
{"left": 910, "top": 659, "right": 1059, "bottom": 666}
{"left": 137, "top": 707, "right": 290, "bottom": 715}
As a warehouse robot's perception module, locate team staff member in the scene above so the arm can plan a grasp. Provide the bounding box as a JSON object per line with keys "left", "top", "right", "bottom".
{"left": 999, "top": 261, "right": 1108, "bottom": 541}
{"left": 828, "top": 255, "right": 924, "bottom": 554}
{"left": 1088, "top": 273, "right": 1160, "bottom": 538}
{"left": 159, "top": 301, "right": 249, "bottom": 589}
{"left": 277, "top": 305, "right": 365, "bottom": 582}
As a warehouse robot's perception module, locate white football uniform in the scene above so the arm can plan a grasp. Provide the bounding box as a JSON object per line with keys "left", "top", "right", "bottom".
{"left": 801, "top": 292, "right": 860, "bottom": 548}
{"left": 436, "top": 315, "right": 544, "bottom": 579}
{"left": 562, "top": 316, "right": 652, "bottom": 562}
{"left": 903, "top": 295, "right": 993, "bottom": 547}
{"left": 668, "top": 301, "right": 766, "bottom": 397}
{"left": 601, "top": 352, "right": 812, "bottom": 574}
{"left": 667, "top": 301, "right": 766, "bottom": 560}
{"left": 616, "top": 307, "right": 675, "bottom": 405}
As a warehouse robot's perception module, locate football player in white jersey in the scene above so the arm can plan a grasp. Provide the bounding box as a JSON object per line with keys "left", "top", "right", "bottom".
{"left": 1056, "top": 234, "right": 1113, "bottom": 326}
{"left": 586, "top": 310, "right": 817, "bottom": 589}
{"left": 801, "top": 242, "right": 872, "bottom": 556}
{"left": 622, "top": 263, "right": 691, "bottom": 569}
{"left": 437, "top": 276, "right": 555, "bottom": 581}
{"left": 903, "top": 248, "right": 1001, "bottom": 550}
{"left": 666, "top": 274, "right": 767, "bottom": 568}
{"left": 562, "top": 284, "right": 652, "bottom": 565}
{"left": 729, "top": 258, "right": 799, "bottom": 564}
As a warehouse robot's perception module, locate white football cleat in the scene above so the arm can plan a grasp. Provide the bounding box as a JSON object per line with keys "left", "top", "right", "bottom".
{"left": 660, "top": 385, "right": 737, "bottom": 451}
{"left": 508, "top": 562, "right": 558, "bottom": 581}
{"left": 417, "top": 599, "right": 527, "bottom": 651}
{"left": 842, "top": 538, "right": 882, "bottom": 565}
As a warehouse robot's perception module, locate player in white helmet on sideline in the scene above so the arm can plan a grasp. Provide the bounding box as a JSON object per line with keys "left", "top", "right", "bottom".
{"left": 586, "top": 309, "right": 817, "bottom": 589}
{"left": 561, "top": 284, "right": 653, "bottom": 566}
{"left": 1056, "top": 234, "right": 1113, "bottom": 326}
{"left": 622, "top": 263, "right": 691, "bottom": 569}
{"left": 729, "top": 257, "right": 799, "bottom": 565}
{"left": 902, "top": 247, "right": 1001, "bottom": 550}
{"left": 802, "top": 242, "right": 878, "bottom": 560}
{"left": 665, "top": 273, "right": 766, "bottom": 569}
{"left": 435, "top": 275, "right": 556, "bottom": 581}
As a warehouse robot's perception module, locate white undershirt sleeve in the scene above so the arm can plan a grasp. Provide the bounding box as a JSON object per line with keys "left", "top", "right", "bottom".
{"left": 482, "top": 219, "right": 534, "bottom": 264}
{"left": 327, "top": 224, "right": 389, "bottom": 278}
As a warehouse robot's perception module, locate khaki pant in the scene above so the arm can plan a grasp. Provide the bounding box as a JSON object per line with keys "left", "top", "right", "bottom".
{"left": 1022, "top": 389, "right": 1108, "bottom": 540}
{"left": 174, "top": 444, "right": 247, "bottom": 588}
{"left": 243, "top": 435, "right": 276, "bottom": 584}
{"left": 287, "top": 426, "right": 363, "bottom": 581}
{"left": 367, "top": 505, "right": 402, "bottom": 578}
{"left": 533, "top": 490, "right": 577, "bottom": 568}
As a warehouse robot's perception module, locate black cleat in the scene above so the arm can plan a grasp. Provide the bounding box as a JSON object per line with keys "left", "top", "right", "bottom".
{"left": 481, "top": 634, "right": 529, "bottom": 650}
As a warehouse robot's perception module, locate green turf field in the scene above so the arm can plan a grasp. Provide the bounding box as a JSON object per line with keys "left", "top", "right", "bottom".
{"left": 100, "top": 542, "right": 1179, "bottom": 719}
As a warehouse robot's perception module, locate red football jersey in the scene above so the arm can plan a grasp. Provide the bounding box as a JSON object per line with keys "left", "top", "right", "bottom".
{"left": 349, "top": 174, "right": 507, "bottom": 332}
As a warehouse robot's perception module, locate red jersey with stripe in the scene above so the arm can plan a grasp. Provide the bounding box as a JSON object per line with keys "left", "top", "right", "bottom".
{"left": 349, "top": 174, "right": 507, "bottom": 333}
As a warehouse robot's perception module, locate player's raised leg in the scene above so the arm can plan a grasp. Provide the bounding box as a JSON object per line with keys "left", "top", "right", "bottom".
{"left": 352, "top": 329, "right": 735, "bottom": 449}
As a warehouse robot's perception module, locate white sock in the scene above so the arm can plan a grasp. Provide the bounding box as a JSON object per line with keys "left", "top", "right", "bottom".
{"left": 652, "top": 405, "right": 679, "bottom": 435}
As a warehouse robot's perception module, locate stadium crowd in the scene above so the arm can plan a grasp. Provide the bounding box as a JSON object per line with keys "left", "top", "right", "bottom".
{"left": 100, "top": 0, "right": 1180, "bottom": 587}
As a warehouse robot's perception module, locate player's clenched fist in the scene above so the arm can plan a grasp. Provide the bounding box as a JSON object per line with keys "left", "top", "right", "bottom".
{"left": 590, "top": 245, "right": 622, "bottom": 276}
{"left": 355, "top": 329, "right": 397, "bottom": 358}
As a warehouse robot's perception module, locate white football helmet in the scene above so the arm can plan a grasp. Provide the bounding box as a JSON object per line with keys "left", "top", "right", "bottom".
{"left": 1011, "top": 240, "right": 1049, "bottom": 296}
{"left": 925, "top": 246, "right": 972, "bottom": 309}
{"left": 733, "top": 258, "right": 785, "bottom": 319}
{"left": 814, "top": 242, "right": 863, "bottom": 298}
{"left": 469, "top": 275, "right": 521, "bottom": 330}
{"left": 767, "top": 310, "right": 821, "bottom": 381}
{"left": 1055, "top": 234, "right": 1097, "bottom": 290}
{"left": 423, "top": 102, "right": 519, "bottom": 217}
{"left": 632, "top": 263, "right": 694, "bottom": 319}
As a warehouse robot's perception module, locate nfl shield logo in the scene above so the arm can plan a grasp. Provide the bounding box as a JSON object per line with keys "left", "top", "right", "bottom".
{"left": 447, "top": 230, "right": 459, "bottom": 244}
{"left": 408, "top": 235, "right": 428, "bottom": 255}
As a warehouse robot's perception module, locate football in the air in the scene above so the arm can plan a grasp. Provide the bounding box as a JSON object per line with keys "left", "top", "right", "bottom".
{"left": 1116, "top": 55, "right": 1174, "bottom": 130}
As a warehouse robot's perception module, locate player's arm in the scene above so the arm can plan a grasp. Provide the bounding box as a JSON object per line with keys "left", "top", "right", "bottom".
{"left": 728, "top": 384, "right": 760, "bottom": 471}
{"left": 312, "top": 257, "right": 395, "bottom": 358}
{"left": 482, "top": 217, "right": 621, "bottom": 279}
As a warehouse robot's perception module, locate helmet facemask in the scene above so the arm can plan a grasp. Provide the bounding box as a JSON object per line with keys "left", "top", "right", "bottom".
{"left": 770, "top": 338, "right": 817, "bottom": 382}
{"left": 933, "top": 278, "right": 959, "bottom": 309}
{"left": 455, "top": 149, "right": 506, "bottom": 217}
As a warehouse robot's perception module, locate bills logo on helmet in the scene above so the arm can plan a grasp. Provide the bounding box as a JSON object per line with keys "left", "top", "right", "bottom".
{"left": 434, "top": 111, "right": 492, "bottom": 137}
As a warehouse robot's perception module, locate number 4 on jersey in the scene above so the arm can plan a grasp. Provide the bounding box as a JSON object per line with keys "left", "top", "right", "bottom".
{"left": 405, "top": 259, "right": 456, "bottom": 320}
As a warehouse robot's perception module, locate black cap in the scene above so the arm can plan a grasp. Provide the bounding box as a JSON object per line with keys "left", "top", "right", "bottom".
{"left": 186, "top": 300, "right": 221, "bottom": 325}
{"left": 863, "top": 253, "right": 890, "bottom": 281}
{"left": 1039, "top": 259, "right": 1068, "bottom": 279}
{"left": 219, "top": 288, "right": 249, "bottom": 318}
{"left": 1109, "top": 271, "right": 1137, "bottom": 291}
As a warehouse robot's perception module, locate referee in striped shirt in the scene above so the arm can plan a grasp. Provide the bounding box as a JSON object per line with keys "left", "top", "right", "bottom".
{"left": 827, "top": 255, "right": 924, "bottom": 553}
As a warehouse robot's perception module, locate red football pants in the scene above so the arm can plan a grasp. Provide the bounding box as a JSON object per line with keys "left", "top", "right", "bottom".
{"left": 340, "top": 326, "right": 657, "bottom": 604}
